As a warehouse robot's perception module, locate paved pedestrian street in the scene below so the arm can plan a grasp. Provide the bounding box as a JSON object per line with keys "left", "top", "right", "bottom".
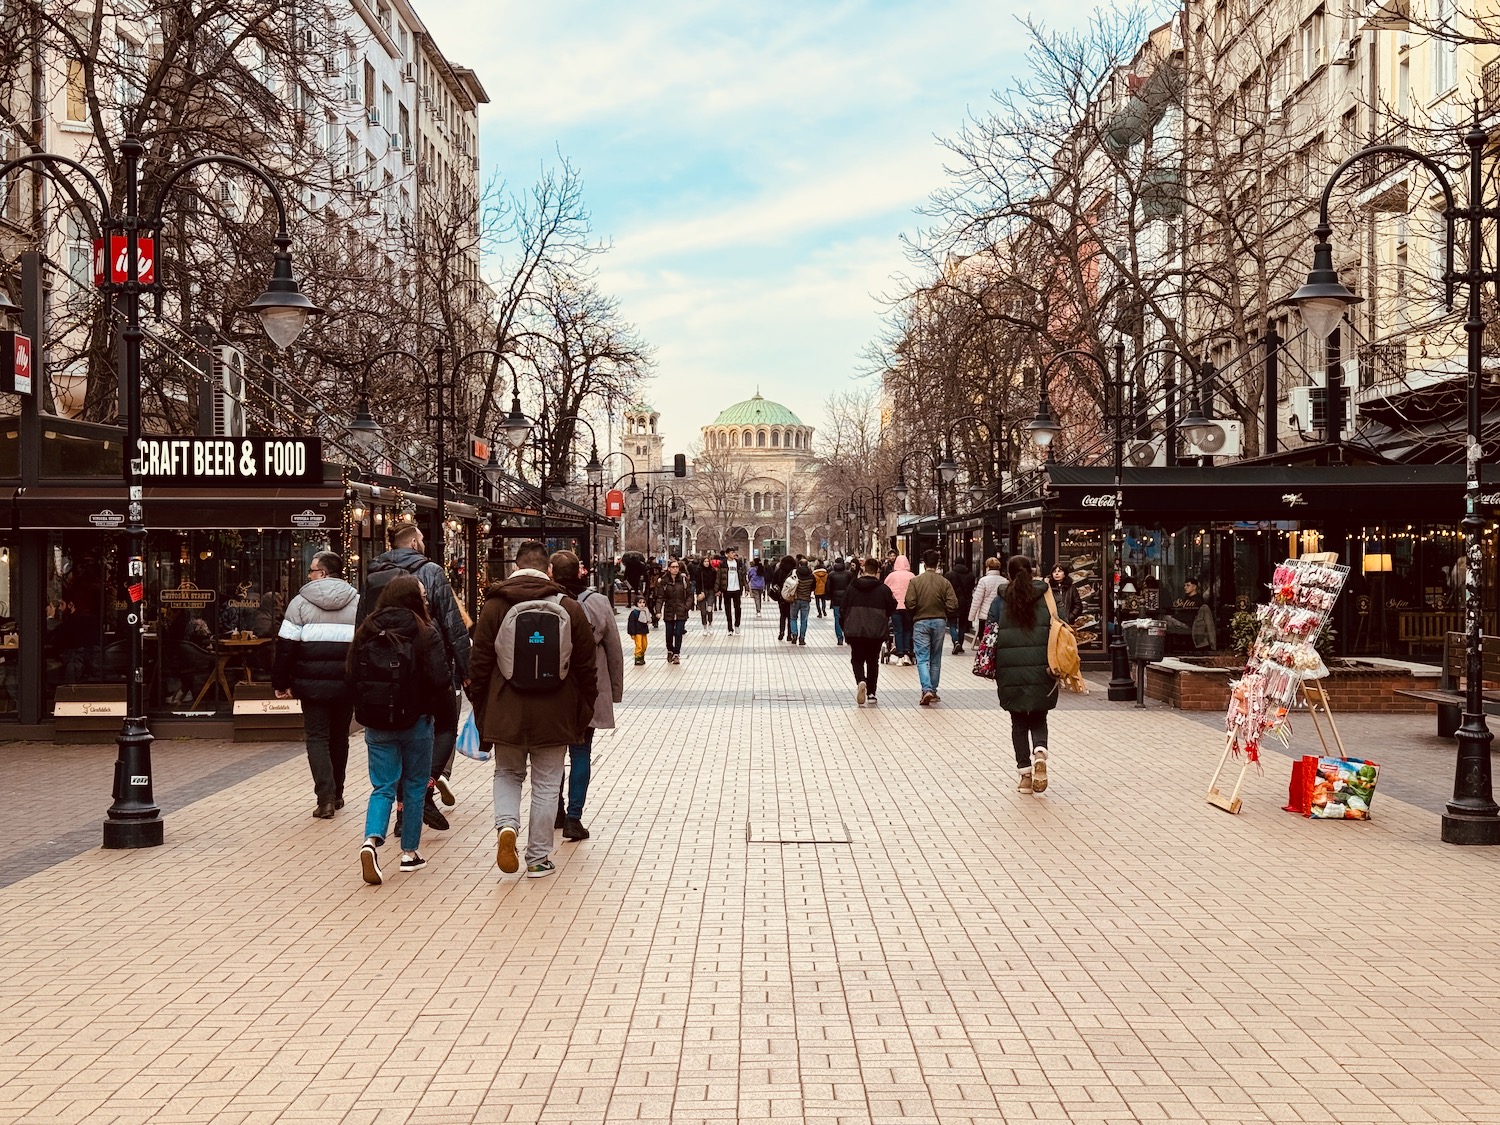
{"left": 2, "top": 609, "right": 1499, "bottom": 1125}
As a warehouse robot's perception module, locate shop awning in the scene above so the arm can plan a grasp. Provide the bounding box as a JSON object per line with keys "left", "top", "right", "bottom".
{"left": 1041, "top": 464, "right": 1479, "bottom": 521}
{"left": 10, "top": 484, "right": 348, "bottom": 531}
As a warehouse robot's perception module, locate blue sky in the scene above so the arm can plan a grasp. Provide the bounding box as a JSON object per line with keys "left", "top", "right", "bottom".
{"left": 419, "top": 1, "right": 1095, "bottom": 454}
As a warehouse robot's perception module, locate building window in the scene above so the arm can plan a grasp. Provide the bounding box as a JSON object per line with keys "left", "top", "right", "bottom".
{"left": 771, "top": 430, "right": 779, "bottom": 448}
{"left": 66, "top": 59, "right": 87, "bottom": 121}
{"left": 1432, "top": 0, "right": 1457, "bottom": 93}
{"left": 731, "top": 431, "right": 739, "bottom": 447}
{"left": 757, "top": 430, "right": 766, "bottom": 447}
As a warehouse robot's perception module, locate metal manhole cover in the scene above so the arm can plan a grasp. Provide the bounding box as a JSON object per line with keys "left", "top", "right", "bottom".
{"left": 746, "top": 820, "right": 850, "bottom": 844}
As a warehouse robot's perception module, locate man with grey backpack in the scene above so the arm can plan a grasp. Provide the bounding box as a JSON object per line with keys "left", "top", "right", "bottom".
{"left": 467, "top": 541, "right": 598, "bottom": 879}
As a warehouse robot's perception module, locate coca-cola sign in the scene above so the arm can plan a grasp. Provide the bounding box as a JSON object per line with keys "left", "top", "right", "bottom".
{"left": 1080, "top": 494, "right": 1115, "bottom": 508}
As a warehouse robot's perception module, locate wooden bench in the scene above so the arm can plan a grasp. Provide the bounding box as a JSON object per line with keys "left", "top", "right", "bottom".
{"left": 1396, "top": 610, "right": 1498, "bottom": 654}
{"left": 1394, "top": 631, "right": 1500, "bottom": 736}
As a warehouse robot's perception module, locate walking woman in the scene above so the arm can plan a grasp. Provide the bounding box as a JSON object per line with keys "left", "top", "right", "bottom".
{"left": 771, "top": 555, "right": 797, "bottom": 641}
{"left": 348, "top": 574, "right": 453, "bottom": 884}
{"left": 749, "top": 560, "right": 767, "bottom": 615}
{"left": 986, "top": 556, "right": 1056, "bottom": 795}
{"left": 658, "top": 558, "right": 694, "bottom": 664}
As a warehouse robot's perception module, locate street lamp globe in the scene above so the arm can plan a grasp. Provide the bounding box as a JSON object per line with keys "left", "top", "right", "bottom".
{"left": 893, "top": 479, "right": 909, "bottom": 506}
{"left": 500, "top": 390, "right": 532, "bottom": 450}
{"left": 1180, "top": 397, "right": 1213, "bottom": 448}
{"left": 1025, "top": 402, "right": 1060, "bottom": 449}
{"left": 1288, "top": 240, "right": 1362, "bottom": 342}
{"left": 244, "top": 248, "right": 321, "bottom": 349}
{"left": 626, "top": 475, "right": 640, "bottom": 496}
{"left": 938, "top": 454, "right": 958, "bottom": 484}
{"left": 585, "top": 443, "right": 604, "bottom": 486}
{"left": 346, "top": 395, "right": 382, "bottom": 455}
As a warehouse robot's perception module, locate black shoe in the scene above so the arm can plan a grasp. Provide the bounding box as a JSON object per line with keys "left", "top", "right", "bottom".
{"left": 394, "top": 808, "right": 403, "bottom": 837}
{"left": 798, "top": 638, "right": 806, "bottom": 646}
{"left": 314, "top": 802, "right": 336, "bottom": 819}
{"left": 422, "top": 794, "right": 450, "bottom": 831}
{"left": 953, "top": 645, "right": 964, "bottom": 655}
{"left": 563, "top": 817, "right": 590, "bottom": 841}
{"left": 335, "top": 796, "right": 345, "bottom": 810}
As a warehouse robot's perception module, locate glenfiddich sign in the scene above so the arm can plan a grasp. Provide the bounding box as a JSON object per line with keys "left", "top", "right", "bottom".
{"left": 132, "top": 437, "right": 322, "bottom": 486}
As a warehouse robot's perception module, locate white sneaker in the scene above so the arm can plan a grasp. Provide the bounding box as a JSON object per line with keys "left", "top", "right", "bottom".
{"left": 856, "top": 681, "right": 867, "bottom": 706}
{"left": 1031, "top": 747, "right": 1049, "bottom": 793}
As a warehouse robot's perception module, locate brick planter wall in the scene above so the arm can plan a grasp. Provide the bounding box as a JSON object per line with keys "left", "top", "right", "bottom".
{"left": 1144, "top": 660, "right": 1441, "bottom": 713}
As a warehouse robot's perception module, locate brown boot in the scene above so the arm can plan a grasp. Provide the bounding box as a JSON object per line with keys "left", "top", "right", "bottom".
{"left": 1016, "top": 771, "right": 1033, "bottom": 794}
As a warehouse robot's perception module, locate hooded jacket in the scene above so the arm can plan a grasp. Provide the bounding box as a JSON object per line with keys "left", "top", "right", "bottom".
{"left": 840, "top": 574, "right": 897, "bottom": 640}
{"left": 987, "top": 579, "right": 1058, "bottom": 714}
{"left": 792, "top": 562, "right": 816, "bottom": 602}
{"left": 561, "top": 579, "right": 625, "bottom": 731}
{"left": 944, "top": 560, "right": 977, "bottom": 622}
{"left": 812, "top": 565, "right": 829, "bottom": 596}
{"left": 361, "top": 546, "right": 472, "bottom": 686}
{"left": 273, "top": 576, "right": 358, "bottom": 702}
{"left": 826, "top": 558, "right": 854, "bottom": 602}
{"left": 657, "top": 571, "right": 695, "bottom": 620}
{"left": 769, "top": 556, "right": 797, "bottom": 602}
{"left": 468, "top": 571, "right": 599, "bottom": 749}
{"left": 344, "top": 605, "right": 452, "bottom": 722}
{"left": 883, "top": 555, "right": 914, "bottom": 606}
{"left": 969, "top": 567, "right": 1008, "bottom": 624}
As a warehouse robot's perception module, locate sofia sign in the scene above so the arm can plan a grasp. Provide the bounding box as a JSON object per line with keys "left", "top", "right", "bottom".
{"left": 132, "top": 437, "right": 322, "bottom": 486}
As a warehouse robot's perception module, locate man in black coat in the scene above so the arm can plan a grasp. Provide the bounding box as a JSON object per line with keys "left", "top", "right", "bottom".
{"left": 840, "top": 557, "right": 898, "bottom": 706}
{"left": 944, "top": 558, "right": 978, "bottom": 654}
{"left": 825, "top": 557, "right": 854, "bottom": 645}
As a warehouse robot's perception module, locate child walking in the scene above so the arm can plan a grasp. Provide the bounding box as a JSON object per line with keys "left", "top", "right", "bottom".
{"left": 627, "top": 596, "right": 650, "bottom": 665}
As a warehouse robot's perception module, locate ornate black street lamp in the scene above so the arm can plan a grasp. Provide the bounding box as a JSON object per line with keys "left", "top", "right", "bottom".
{"left": 1288, "top": 119, "right": 1497, "bottom": 844}
{"left": 1026, "top": 344, "right": 1135, "bottom": 702}
{"left": 0, "top": 135, "right": 319, "bottom": 849}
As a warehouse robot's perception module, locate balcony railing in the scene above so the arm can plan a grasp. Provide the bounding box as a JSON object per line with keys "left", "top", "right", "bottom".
{"left": 1357, "top": 342, "right": 1407, "bottom": 390}
{"left": 1485, "top": 57, "right": 1500, "bottom": 117}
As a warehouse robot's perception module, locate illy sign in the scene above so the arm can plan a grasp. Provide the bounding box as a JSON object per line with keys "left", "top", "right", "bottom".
{"left": 0, "top": 331, "right": 32, "bottom": 395}
{"left": 93, "top": 236, "right": 156, "bottom": 286}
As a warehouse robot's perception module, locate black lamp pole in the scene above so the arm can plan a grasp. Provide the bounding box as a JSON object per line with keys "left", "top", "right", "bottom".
{"left": 1026, "top": 346, "right": 1135, "bottom": 702}
{"left": 1289, "top": 117, "right": 1497, "bottom": 845}
{"left": 0, "top": 136, "right": 320, "bottom": 849}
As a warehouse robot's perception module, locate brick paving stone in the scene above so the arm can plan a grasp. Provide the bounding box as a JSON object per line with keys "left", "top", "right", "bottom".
{"left": 0, "top": 608, "right": 1498, "bottom": 1123}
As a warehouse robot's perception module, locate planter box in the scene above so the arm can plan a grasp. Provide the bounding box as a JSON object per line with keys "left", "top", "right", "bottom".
{"left": 1144, "top": 657, "right": 1441, "bottom": 713}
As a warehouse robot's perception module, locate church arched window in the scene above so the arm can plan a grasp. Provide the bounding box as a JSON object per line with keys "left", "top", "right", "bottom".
{"left": 757, "top": 430, "right": 766, "bottom": 447}
{"left": 743, "top": 429, "right": 753, "bottom": 446}
{"left": 771, "top": 430, "right": 780, "bottom": 448}
{"left": 731, "top": 430, "right": 739, "bottom": 447}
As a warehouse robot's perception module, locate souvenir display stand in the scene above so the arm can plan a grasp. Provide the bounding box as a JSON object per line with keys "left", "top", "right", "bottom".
{"left": 1209, "top": 553, "right": 1350, "bottom": 814}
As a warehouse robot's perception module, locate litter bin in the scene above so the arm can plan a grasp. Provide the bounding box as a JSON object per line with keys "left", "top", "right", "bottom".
{"left": 1123, "top": 620, "right": 1166, "bottom": 708}
{"left": 1124, "top": 619, "right": 1166, "bottom": 663}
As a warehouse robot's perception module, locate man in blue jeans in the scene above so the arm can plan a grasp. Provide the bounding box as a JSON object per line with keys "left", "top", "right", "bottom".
{"left": 904, "top": 549, "right": 958, "bottom": 706}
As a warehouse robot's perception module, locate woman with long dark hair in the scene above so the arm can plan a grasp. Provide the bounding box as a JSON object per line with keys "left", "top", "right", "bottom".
{"left": 770, "top": 555, "right": 797, "bottom": 641}
{"left": 986, "top": 556, "right": 1056, "bottom": 795}
{"left": 346, "top": 574, "right": 452, "bottom": 884}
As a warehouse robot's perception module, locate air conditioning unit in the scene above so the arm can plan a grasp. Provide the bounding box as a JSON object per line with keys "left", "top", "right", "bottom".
{"left": 366, "top": 107, "right": 380, "bottom": 126}
{"left": 402, "top": 62, "right": 415, "bottom": 82}
{"left": 214, "top": 346, "right": 247, "bottom": 438}
{"left": 324, "top": 58, "right": 339, "bottom": 78}
{"left": 218, "top": 182, "right": 234, "bottom": 202}
{"left": 402, "top": 144, "right": 414, "bottom": 165}
{"left": 1288, "top": 386, "right": 1357, "bottom": 435}
{"left": 1126, "top": 438, "right": 1167, "bottom": 468}
{"left": 1330, "top": 38, "right": 1356, "bottom": 65}
{"left": 1268, "top": 95, "right": 1286, "bottom": 123}
{"left": 1192, "top": 419, "right": 1242, "bottom": 457}
{"left": 343, "top": 80, "right": 358, "bottom": 101}
{"left": 388, "top": 130, "right": 400, "bottom": 150}
{"left": 470, "top": 154, "right": 479, "bottom": 171}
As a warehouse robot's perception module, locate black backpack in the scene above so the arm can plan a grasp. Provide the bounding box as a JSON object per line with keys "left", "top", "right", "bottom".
{"left": 351, "top": 627, "right": 420, "bottom": 729}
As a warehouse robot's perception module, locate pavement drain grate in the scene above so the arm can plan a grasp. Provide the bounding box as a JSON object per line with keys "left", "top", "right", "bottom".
{"left": 746, "top": 819, "right": 851, "bottom": 844}
{"left": 753, "top": 692, "right": 806, "bottom": 702}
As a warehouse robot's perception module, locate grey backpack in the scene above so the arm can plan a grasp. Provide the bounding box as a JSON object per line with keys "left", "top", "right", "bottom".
{"left": 495, "top": 594, "right": 573, "bottom": 693}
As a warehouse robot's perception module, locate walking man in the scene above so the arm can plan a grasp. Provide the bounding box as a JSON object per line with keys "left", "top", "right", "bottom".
{"left": 360, "top": 522, "right": 471, "bottom": 828}
{"left": 274, "top": 551, "right": 358, "bottom": 819}
{"left": 551, "top": 551, "right": 624, "bottom": 842}
{"left": 468, "top": 540, "right": 598, "bottom": 878}
{"left": 719, "top": 546, "right": 746, "bottom": 635}
{"left": 841, "top": 557, "right": 896, "bottom": 706}
{"left": 906, "top": 549, "right": 958, "bottom": 706}
{"left": 825, "top": 557, "right": 853, "bottom": 645}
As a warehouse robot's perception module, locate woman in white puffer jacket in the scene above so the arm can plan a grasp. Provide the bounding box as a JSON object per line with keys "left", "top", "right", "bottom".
{"left": 968, "top": 557, "right": 1009, "bottom": 630}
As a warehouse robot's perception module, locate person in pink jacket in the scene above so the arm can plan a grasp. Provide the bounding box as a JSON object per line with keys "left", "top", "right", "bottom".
{"left": 884, "top": 554, "right": 915, "bottom": 665}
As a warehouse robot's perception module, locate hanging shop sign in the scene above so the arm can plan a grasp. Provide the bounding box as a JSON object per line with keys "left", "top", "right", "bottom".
{"left": 290, "top": 509, "right": 328, "bottom": 527}
{"left": 93, "top": 236, "right": 156, "bottom": 286}
{"left": 158, "top": 579, "right": 217, "bottom": 609}
{"left": 88, "top": 509, "right": 126, "bottom": 528}
{"left": 0, "top": 331, "right": 32, "bottom": 395}
{"left": 132, "top": 436, "right": 323, "bottom": 486}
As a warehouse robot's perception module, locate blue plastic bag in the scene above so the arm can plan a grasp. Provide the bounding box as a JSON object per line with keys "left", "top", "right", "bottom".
{"left": 455, "top": 711, "right": 489, "bottom": 762}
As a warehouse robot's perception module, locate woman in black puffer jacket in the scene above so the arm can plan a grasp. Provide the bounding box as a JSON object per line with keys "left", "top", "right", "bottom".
{"left": 769, "top": 555, "right": 797, "bottom": 641}
{"left": 657, "top": 559, "right": 695, "bottom": 664}
{"left": 987, "top": 556, "right": 1057, "bottom": 796}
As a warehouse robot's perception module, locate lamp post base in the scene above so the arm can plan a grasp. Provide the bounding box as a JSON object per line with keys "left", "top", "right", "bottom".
{"left": 1441, "top": 812, "right": 1500, "bottom": 846}
{"left": 103, "top": 816, "right": 165, "bottom": 849}
{"left": 1107, "top": 637, "right": 1136, "bottom": 702}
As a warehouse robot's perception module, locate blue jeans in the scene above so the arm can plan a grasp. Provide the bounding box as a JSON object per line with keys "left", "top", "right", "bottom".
{"left": 832, "top": 606, "right": 844, "bottom": 643}
{"left": 891, "top": 610, "right": 911, "bottom": 656}
{"left": 791, "top": 599, "right": 811, "bottom": 639}
{"left": 948, "top": 621, "right": 963, "bottom": 647}
{"left": 913, "top": 618, "right": 948, "bottom": 695}
{"left": 566, "top": 727, "right": 594, "bottom": 818}
{"left": 666, "top": 618, "right": 687, "bottom": 654}
{"left": 364, "top": 715, "right": 433, "bottom": 852}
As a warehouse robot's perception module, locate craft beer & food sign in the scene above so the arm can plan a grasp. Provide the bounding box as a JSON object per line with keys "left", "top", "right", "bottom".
{"left": 133, "top": 436, "right": 322, "bottom": 486}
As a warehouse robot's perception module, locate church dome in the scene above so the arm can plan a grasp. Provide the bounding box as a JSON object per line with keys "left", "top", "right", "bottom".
{"left": 711, "top": 393, "right": 803, "bottom": 428}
